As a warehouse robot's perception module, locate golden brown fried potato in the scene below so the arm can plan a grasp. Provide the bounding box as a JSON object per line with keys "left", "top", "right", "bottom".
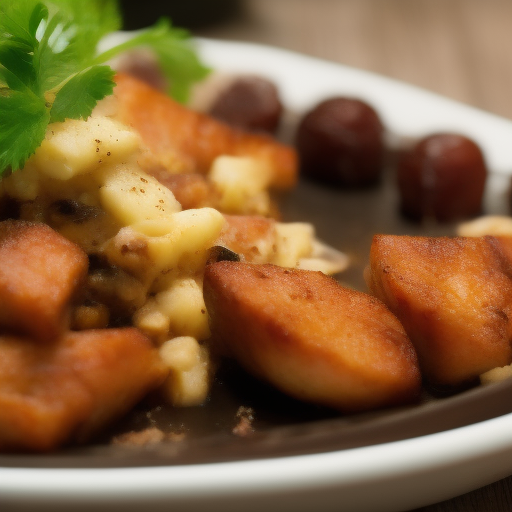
{"left": 366, "top": 235, "right": 512, "bottom": 386}
{"left": 113, "top": 73, "right": 297, "bottom": 189}
{"left": 0, "top": 220, "right": 88, "bottom": 342}
{"left": 204, "top": 262, "right": 421, "bottom": 412}
{"left": 492, "top": 235, "right": 512, "bottom": 265}
{"left": 215, "top": 215, "right": 276, "bottom": 263}
{"left": 0, "top": 328, "right": 166, "bottom": 452}
{"left": 147, "top": 171, "right": 215, "bottom": 210}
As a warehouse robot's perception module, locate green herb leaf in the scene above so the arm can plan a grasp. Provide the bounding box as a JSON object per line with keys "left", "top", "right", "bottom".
{"left": 50, "top": 66, "right": 115, "bottom": 123}
{"left": 145, "top": 19, "right": 211, "bottom": 103}
{"left": 0, "top": 89, "right": 49, "bottom": 172}
{"left": 0, "top": 0, "right": 211, "bottom": 176}
{"left": 92, "top": 18, "right": 211, "bottom": 104}
{"left": 48, "top": 0, "right": 122, "bottom": 42}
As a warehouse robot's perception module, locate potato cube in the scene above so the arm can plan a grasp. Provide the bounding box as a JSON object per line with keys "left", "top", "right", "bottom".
{"left": 273, "top": 222, "right": 314, "bottom": 268}
{"left": 215, "top": 214, "right": 277, "bottom": 264}
{"left": 209, "top": 156, "right": 271, "bottom": 215}
{"left": 155, "top": 278, "right": 210, "bottom": 340}
{"left": 132, "top": 208, "right": 225, "bottom": 274}
{"left": 99, "top": 164, "right": 181, "bottom": 226}
{"left": 31, "top": 116, "right": 141, "bottom": 180}
{"left": 159, "top": 336, "right": 210, "bottom": 407}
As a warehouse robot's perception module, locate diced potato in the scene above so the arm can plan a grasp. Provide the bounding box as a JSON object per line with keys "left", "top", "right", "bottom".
{"left": 273, "top": 222, "right": 314, "bottom": 268}
{"left": 133, "top": 278, "right": 210, "bottom": 342}
{"left": 209, "top": 156, "right": 271, "bottom": 215}
{"left": 159, "top": 336, "right": 211, "bottom": 407}
{"left": 133, "top": 299, "right": 171, "bottom": 342}
{"left": 31, "top": 116, "right": 141, "bottom": 180}
{"left": 481, "top": 364, "right": 512, "bottom": 385}
{"left": 155, "top": 278, "right": 210, "bottom": 340}
{"left": 101, "top": 227, "right": 153, "bottom": 280}
{"left": 131, "top": 208, "right": 225, "bottom": 275}
{"left": 99, "top": 164, "right": 182, "bottom": 226}
{"left": 1, "top": 161, "right": 40, "bottom": 201}
{"left": 297, "top": 240, "right": 350, "bottom": 275}
{"left": 215, "top": 215, "right": 349, "bottom": 274}
{"left": 160, "top": 336, "right": 202, "bottom": 371}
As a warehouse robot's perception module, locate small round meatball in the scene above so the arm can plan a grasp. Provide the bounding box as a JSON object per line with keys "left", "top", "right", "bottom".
{"left": 209, "top": 76, "right": 283, "bottom": 133}
{"left": 295, "top": 97, "right": 385, "bottom": 187}
{"left": 397, "top": 133, "right": 488, "bottom": 222}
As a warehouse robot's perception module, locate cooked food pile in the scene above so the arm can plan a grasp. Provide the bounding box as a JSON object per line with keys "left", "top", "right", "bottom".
{"left": 0, "top": 70, "right": 348, "bottom": 451}
{"left": 1, "top": 1, "right": 511, "bottom": 454}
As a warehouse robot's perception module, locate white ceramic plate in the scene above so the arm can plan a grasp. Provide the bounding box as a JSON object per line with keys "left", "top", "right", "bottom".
{"left": 3, "top": 38, "right": 512, "bottom": 512}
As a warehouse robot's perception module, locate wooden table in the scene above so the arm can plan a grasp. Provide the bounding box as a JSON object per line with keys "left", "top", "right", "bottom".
{"left": 192, "top": 1, "right": 512, "bottom": 511}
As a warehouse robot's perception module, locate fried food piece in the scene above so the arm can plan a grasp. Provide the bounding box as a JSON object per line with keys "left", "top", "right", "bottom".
{"left": 492, "top": 235, "right": 512, "bottom": 265}
{"left": 113, "top": 73, "right": 297, "bottom": 189}
{"left": 204, "top": 262, "right": 421, "bottom": 412}
{"left": 147, "top": 171, "right": 215, "bottom": 210}
{"left": 216, "top": 215, "right": 276, "bottom": 263}
{"left": 0, "top": 220, "right": 88, "bottom": 343}
{"left": 366, "top": 235, "right": 512, "bottom": 386}
{"left": 0, "top": 328, "right": 167, "bottom": 452}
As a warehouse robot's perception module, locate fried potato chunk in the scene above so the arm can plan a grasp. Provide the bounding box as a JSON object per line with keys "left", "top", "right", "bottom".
{"left": 148, "top": 171, "right": 215, "bottom": 210}
{"left": 204, "top": 262, "right": 421, "bottom": 412}
{"left": 493, "top": 235, "right": 512, "bottom": 265}
{"left": 0, "top": 328, "right": 166, "bottom": 452}
{"left": 216, "top": 215, "right": 276, "bottom": 263}
{"left": 0, "top": 220, "right": 88, "bottom": 342}
{"left": 366, "top": 235, "right": 512, "bottom": 386}
{"left": 112, "top": 73, "right": 297, "bottom": 189}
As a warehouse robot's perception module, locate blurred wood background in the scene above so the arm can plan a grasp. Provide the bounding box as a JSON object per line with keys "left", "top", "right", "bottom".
{"left": 126, "top": 1, "right": 512, "bottom": 511}
{"left": 192, "top": 0, "right": 512, "bottom": 121}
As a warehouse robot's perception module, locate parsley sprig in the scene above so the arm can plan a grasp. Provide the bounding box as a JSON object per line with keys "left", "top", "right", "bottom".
{"left": 0, "top": 0, "right": 210, "bottom": 175}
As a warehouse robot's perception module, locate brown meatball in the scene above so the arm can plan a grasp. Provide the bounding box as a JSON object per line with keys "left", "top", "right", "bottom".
{"left": 397, "top": 133, "right": 487, "bottom": 222}
{"left": 209, "top": 76, "right": 283, "bottom": 134}
{"left": 296, "top": 97, "right": 385, "bottom": 187}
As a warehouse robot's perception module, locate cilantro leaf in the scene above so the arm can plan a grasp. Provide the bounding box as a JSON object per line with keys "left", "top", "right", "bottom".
{"left": 93, "top": 18, "right": 211, "bottom": 104}
{"left": 0, "top": 89, "right": 49, "bottom": 172}
{"left": 0, "top": 1, "right": 44, "bottom": 49}
{"left": 0, "top": 1, "right": 46, "bottom": 91}
{"left": 0, "top": 0, "right": 211, "bottom": 176}
{"left": 142, "top": 20, "right": 211, "bottom": 103}
{"left": 48, "top": 0, "right": 122, "bottom": 41}
{"left": 50, "top": 66, "right": 115, "bottom": 123}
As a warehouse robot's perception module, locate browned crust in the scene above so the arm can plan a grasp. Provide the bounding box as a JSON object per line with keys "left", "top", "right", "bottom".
{"left": 204, "top": 262, "right": 421, "bottom": 412}
{"left": 113, "top": 73, "right": 297, "bottom": 190}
